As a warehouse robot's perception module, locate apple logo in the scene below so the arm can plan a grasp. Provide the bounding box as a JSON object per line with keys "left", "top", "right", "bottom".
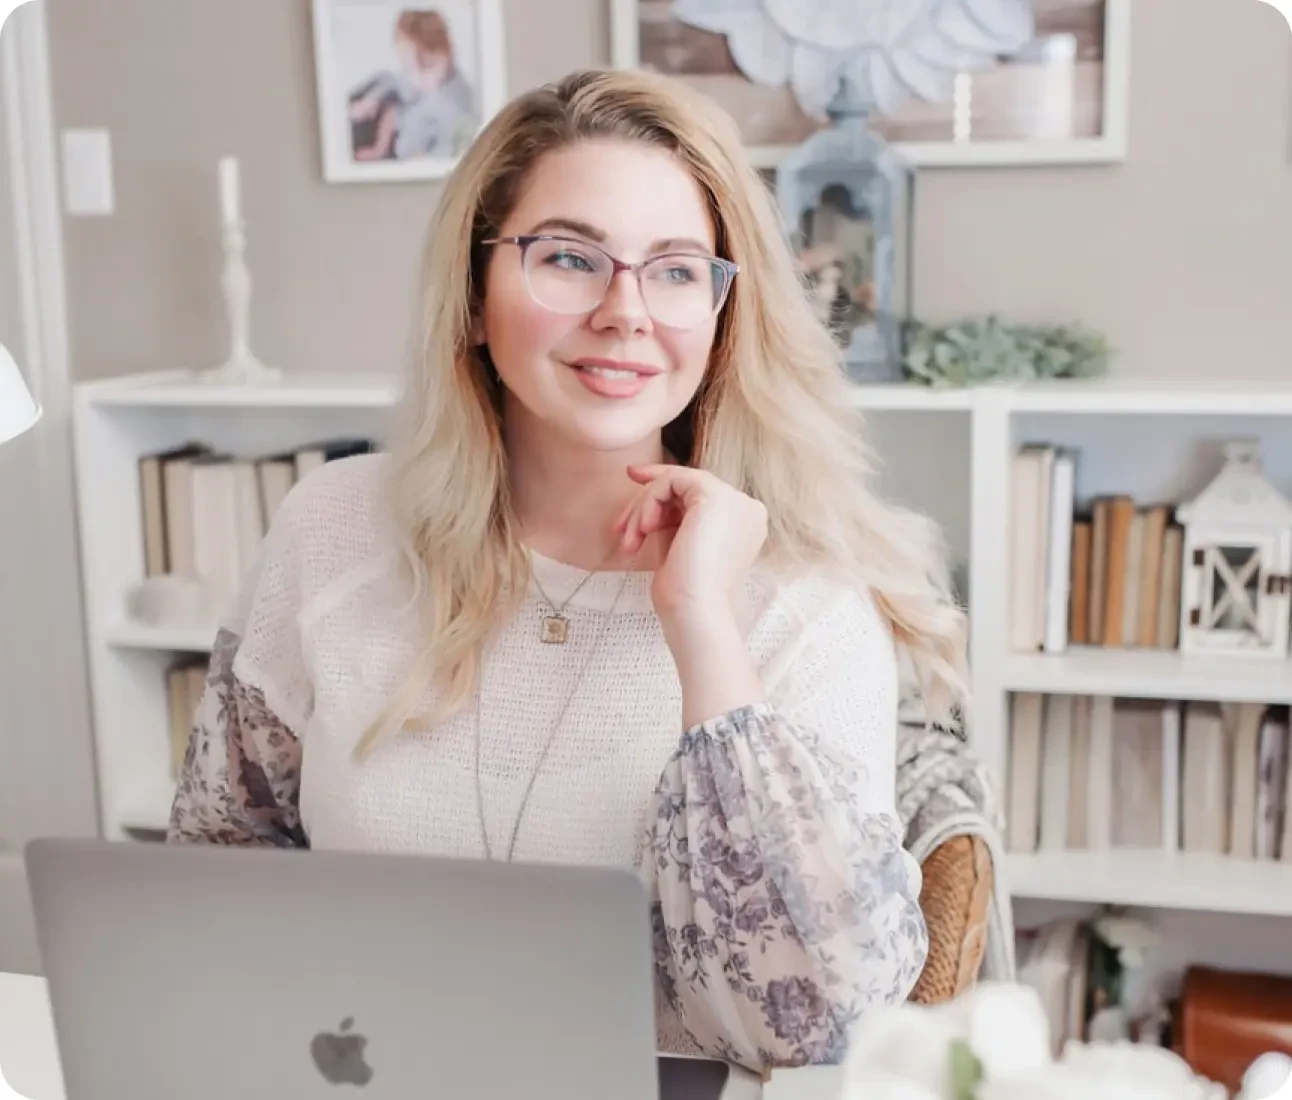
{"left": 310, "top": 1017, "right": 373, "bottom": 1087}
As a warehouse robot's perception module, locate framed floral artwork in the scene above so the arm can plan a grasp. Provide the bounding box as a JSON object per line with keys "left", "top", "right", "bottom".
{"left": 312, "top": 0, "right": 506, "bottom": 183}
{"left": 609, "top": 0, "right": 1131, "bottom": 168}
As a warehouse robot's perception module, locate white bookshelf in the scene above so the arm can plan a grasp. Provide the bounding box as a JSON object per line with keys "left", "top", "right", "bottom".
{"left": 72, "top": 369, "right": 396, "bottom": 842}
{"left": 71, "top": 370, "right": 1292, "bottom": 927}
{"left": 1003, "top": 647, "right": 1292, "bottom": 707}
{"left": 1006, "top": 849, "right": 1292, "bottom": 920}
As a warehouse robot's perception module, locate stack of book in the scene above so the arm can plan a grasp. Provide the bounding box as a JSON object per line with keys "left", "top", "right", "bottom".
{"left": 1010, "top": 445, "right": 1184, "bottom": 654}
{"left": 165, "top": 656, "right": 209, "bottom": 779}
{"left": 1007, "top": 692, "right": 1291, "bottom": 860}
{"left": 137, "top": 437, "right": 374, "bottom": 618}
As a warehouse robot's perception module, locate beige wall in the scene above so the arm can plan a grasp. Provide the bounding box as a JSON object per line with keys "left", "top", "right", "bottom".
{"left": 45, "top": 0, "right": 1292, "bottom": 383}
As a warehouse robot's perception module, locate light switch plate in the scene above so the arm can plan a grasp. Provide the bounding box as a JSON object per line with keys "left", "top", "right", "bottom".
{"left": 61, "top": 128, "right": 114, "bottom": 216}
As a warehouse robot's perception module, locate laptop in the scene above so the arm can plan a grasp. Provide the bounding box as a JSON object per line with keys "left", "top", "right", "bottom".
{"left": 24, "top": 838, "right": 754, "bottom": 1100}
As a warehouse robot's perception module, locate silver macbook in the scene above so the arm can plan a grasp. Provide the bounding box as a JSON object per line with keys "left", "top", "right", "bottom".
{"left": 25, "top": 838, "right": 748, "bottom": 1100}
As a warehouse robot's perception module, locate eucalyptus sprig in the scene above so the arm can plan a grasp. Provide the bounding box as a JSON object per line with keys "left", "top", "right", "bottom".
{"left": 900, "top": 315, "right": 1111, "bottom": 389}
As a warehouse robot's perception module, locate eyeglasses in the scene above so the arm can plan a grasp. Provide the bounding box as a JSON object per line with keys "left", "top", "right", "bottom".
{"left": 481, "top": 234, "right": 738, "bottom": 330}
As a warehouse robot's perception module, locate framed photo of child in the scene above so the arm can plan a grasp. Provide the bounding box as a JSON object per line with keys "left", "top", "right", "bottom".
{"left": 311, "top": 0, "right": 506, "bottom": 183}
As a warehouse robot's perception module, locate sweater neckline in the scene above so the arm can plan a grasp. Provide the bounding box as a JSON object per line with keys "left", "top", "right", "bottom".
{"left": 528, "top": 549, "right": 656, "bottom": 615}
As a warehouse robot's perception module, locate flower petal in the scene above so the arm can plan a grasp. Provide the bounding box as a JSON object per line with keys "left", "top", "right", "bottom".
{"left": 677, "top": 0, "right": 1036, "bottom": 122}
{"left": 722, "top": 12, "right": 793, "bottom": 87}
{"left": 933, "top": 0, "right": 1034, "bottom": 54}
{"left": 764, "top": 0, "right": 920, "bottom": 53}
{"left": 670, "top": 0, "right": 764, "bottom": 37}
{"left": 888, "top": 47, "right": 959, "bottom": 107}
{"left": 842, "top": 1072, "right": 948, "bottom": 1100}
{"left": 789, "top": 43, "right": 852, "bottom": 118}
{"left": 961, "top": 983, "right": 1052, "bottom": 1081}
{"left": 959, "top": 0, "right": 1036, "bottom": 50}
{"left": 859, "top": 52, "right": 917, "bottom": 118}
{"left": 1057, "top": 1042, "right": 1227, "bottom": 1100}
{"left": 843, "top": 1003, "right": 965, "bottom": 1099}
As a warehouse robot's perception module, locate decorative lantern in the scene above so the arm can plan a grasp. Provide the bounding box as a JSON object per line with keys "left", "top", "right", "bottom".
{"left": 775, "top": 75, "right": 913, "bottom": 384}
{"left": 1176, "top": 439, "right": 1292, "bottom": 659}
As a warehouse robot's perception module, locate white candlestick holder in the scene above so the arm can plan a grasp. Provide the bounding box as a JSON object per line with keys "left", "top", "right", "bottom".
{"left": 201, "top": 218, "right": 281, "bottom": 385}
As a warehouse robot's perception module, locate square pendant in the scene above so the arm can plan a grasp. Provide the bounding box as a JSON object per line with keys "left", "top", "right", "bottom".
{"left": 540, "top": 615, "right": 569, "bottom": 644}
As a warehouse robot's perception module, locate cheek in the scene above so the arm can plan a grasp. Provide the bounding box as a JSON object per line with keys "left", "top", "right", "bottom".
{"left": 483, "top": 270, "right": 579, "bottom": 367}
{"left": 663, "top": 324, "right": 718, "bottom": 382}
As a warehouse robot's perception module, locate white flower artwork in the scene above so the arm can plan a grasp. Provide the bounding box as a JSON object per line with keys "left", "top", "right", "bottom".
{"left": 610, "top": 0, "right": 1132, "bottom": 167}
{"left": 668, "top": 0, "right": 1034, "bottom": 121}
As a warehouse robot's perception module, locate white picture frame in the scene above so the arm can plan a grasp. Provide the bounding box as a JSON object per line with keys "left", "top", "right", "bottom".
{"left": 609, "top": 0, "right": 1131, "bottom": 169}
{"left": 311, "top": 0, "right": 506, "bottom": 183}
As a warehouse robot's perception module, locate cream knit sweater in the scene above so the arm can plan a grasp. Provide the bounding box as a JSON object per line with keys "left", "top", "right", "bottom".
{"left": 171, "top": 453, "right": 928, "bottom": 1070}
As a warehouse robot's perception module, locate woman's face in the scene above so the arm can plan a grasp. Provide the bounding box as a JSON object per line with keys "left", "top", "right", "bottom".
{"left": 478, "top": 140, "right": 722, "bottom": 456}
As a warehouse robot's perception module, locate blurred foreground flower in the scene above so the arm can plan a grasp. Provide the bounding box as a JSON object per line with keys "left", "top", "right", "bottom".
{"left": 839, "top": 982, "right": 1225, "bottom": 1100}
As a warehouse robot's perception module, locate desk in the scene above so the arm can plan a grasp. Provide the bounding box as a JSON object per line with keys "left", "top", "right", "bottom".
{"left": 0, "top": 973, "right": 64, "bottom": 1099}
{"left": 0, "top": 973, "right": 840, "bottom": 1100}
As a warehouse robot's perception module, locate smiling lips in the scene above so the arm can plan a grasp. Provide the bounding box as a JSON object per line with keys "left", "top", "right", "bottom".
{"left": 568, "top": 357, "right": 662, "bottom": 399}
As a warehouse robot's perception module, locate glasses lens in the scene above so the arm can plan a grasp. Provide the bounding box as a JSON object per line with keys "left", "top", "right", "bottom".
{"left": 520, "top": 238, "right": 731, "bottom": 327}
{"left": 641, "top": 255, "right": 727, "bottom": 329}
{"left": 522, "top": 238, "right": 612, "bottom": 314}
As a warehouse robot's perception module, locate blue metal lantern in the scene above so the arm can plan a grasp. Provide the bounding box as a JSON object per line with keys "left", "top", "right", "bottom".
{"left": 776, "top": 75, "right": 913, "bottom": 383}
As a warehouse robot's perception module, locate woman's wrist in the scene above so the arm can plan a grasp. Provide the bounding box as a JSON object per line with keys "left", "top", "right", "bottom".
{"left": 662, "top": 602, "right": 765, "bottom": 729}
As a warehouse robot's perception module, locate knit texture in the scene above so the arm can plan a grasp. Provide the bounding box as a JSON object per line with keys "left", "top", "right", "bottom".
{"left": 227, "top": 453, "right": 902, "bottom": 864}
{"left": 206, "top": 453, "right": 921, "bottom": 1063}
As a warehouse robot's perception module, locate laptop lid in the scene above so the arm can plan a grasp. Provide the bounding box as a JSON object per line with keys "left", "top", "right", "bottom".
{"left": 25, "top": 838, "right": 661, "bottom": 1100}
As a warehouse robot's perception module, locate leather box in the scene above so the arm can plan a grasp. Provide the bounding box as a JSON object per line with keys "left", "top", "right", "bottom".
{"left": 1175, "top": 965, "right": 1292, "bottom": 1093}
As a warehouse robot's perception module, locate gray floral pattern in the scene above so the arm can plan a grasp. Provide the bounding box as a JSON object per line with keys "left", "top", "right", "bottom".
{"left": 168, "top": 627, "right": 308, "bottom": 849}
{"left": 642, "top": 702, "right": 927, "bottom": 1073}
{"left": 167, "top": 637, "right": 923, "bottom": 1072}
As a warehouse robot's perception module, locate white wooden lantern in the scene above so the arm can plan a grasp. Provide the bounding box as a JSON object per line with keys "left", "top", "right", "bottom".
{"left": 1176, "top": 439, "right": 1292, "bottom": 659}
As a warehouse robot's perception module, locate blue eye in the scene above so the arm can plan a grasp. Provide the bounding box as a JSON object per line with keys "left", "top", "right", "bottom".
{"left": 544, "top": 249, "right": 596, "bottom": 273}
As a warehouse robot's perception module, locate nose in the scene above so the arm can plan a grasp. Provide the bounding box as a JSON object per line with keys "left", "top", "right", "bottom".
{"left": 588, "top": 269, "right": 653, "bottom": 337}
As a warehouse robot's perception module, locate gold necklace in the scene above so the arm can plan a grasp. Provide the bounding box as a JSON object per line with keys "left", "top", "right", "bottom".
{"left": 474, "top": 568, "right": 633, "bottom": 862}
{"left": 529, "top": 542, "right": 624, "bottom": 644}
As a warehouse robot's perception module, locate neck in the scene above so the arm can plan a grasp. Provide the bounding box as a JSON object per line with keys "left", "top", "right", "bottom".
{"left": 504, "top": 408, "right": 664, "bottom": 571}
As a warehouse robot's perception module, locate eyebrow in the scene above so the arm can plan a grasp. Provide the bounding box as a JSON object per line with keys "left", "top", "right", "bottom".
{"left": 525, "top": 217, "right": 715, "bottom": 256}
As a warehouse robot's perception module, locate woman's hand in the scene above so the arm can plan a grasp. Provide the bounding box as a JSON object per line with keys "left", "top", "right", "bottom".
{"left": 615, "top": 464, "right": 768, "bottom": 630}
{"left": 615, "top": 463, "right": 768, "bottom": 726}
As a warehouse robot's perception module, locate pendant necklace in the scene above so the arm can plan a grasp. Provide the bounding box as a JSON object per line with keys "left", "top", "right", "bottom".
{"left": 529, "top": 542, "right": 624, "bottom": 644}
{"left": 474, "top": 567, "right": 633, "bottom": 862}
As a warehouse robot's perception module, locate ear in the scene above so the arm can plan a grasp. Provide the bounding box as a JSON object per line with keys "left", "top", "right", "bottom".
{"left": 469, "top": 309, "right": 485, "bottom": 346}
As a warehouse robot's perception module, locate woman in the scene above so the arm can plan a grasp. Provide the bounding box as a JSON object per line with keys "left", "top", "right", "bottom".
{"left": 169, "top": 67, "right": 968, "bottom": 1071}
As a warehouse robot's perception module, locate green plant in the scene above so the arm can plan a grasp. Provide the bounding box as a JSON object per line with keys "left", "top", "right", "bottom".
{"left": 900, "top": 315, "right": 1111, "bottom": 388}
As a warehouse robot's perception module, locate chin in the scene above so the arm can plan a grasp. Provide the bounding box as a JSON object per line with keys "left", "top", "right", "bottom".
{"left": 553, "top": 406, "right": 677, "bottom": 455}
{"left": 561, "top": 423, "right": 664, "bottom": 454}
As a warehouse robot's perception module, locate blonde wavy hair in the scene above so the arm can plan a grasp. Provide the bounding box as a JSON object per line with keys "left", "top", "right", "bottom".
{"left": 359, "top": 67, "right": 968, "bottom": 756}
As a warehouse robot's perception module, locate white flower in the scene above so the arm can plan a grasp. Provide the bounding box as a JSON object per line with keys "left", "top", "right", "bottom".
{"left": 841, "top": 1072, "right": 947, "bottom": 1100}
{"left": 975, "top": 1063, "right": 1109, "bottom": 1100}
{"left": 838, "top": 983, "right": 1229, "bottom": 1100}
{"left": 974, "top": 1041, "right": 1226, "bottom": 1100}
{"left": 669, "top": 0, "right": 1034, "bottom": 119}
{"left": 841, "top": 984, "right": 1051, "bottom": 1100}
{"left": 1241, "top": 1052, "right": 1292, "bottom": 1100}
{"left": 1059, "top": 1042, "right": 1227, "bottom": 1100}
{"left": 1091, "top": 913, "right": 1160, "bottom": 969}
{"left": 841, "top": 1003, "right": 965, "bottom": 1099}
{"left": 949, "top": 983, "right": 1051, "bottom": 1081}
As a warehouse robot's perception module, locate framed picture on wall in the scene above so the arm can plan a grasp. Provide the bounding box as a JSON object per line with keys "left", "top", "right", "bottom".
{"left": 609, "top": 0, "right": 1131, "bottom": 169}
{"left": 311, "top": 0, "right": 506, "bottom": 183}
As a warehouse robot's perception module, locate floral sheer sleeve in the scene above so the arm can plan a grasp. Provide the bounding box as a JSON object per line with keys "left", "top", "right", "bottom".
{"left": 642, "top": 588, "right": 927, "bottom": 1073}
{"left": 167, "top": 628, "right": 308, "bottom": 848}
{"left": 167, "top": 473, "right": 316, "bottom": 848}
